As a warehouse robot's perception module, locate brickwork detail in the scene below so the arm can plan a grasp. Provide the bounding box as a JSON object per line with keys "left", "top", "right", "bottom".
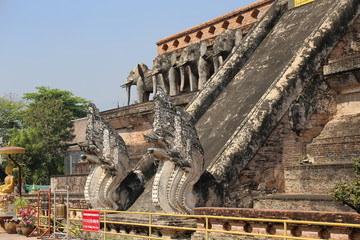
{"left": 252, "top": 14, "right": 360, "bottom": 212}
{"left": 222, "top": 115, "right": 287, "bottom": 208}
{"left": 284, "top": 164, "right": 356, "bottom": 194}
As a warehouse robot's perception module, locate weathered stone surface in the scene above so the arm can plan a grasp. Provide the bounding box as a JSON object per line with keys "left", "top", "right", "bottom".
{"left": 251, "top": 15, "right": 360, "bottom": 211}
{"left": 186, "top": 0, "right": 288, "bottom": 122}
{"left": 144, "top": 89, "right": 204, "bottom": 214}
{"left": 307, "top": 116, "right": 360, "bottom": 164}
{"left": 324, "top": 55, "right": 360, "bottom": 76}
{"left": 79, "top": 103, "right": 130, "bottom": 210}
{"left": 328, "top": 14, "right": 360, "bottom": 60}
{"left": 50, "top": 174, "right": 90, "bottom": 209}
{"left": 288, "top": 81, "right": 336, "bottom": 136}
{"left": 186, "top": 0, "right": 359, "bottom": 209}
{"left": 100, "top": 92, "right": 196, "bottom": 167}
{"left": 201, "top": 0, "right": 355, "bottom": 175}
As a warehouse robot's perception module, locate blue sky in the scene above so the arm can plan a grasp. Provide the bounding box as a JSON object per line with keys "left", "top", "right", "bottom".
{"left": 0, "top": 0, "right": 257, "bottom": 111}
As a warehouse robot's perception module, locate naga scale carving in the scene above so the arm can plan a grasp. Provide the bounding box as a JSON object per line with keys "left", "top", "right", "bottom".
{"left": 79, "top": 99, "right": 203, "bottom": 214}
{"left": 145, "top": 89, "right": 204, "bottom": 214}
{"left": 79, "top": 103, "right": 130, "bottom": 210}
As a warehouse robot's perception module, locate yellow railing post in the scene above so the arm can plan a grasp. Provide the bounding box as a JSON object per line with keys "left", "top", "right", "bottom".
{"left": 68, "top": 208, "right": 360, "bottom": 240}
{"left": 205, "top": 216, "right": 209, "bottom": 240}
{"left": 103, "top": 211, "right": 106, "bottom": 240}
{"left": 149, "top": 214, "right": 152, "bottom": 240}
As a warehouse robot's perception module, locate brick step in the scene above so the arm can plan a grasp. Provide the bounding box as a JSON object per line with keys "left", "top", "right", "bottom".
{"left": 284, "top": 163, "right": 355, "bottom": 194}
{"left": 306, "top": 114, "right": 360, "bottom": 164}
{"left": 254, "top": 194, "right": 354, "bottom": 212}
{"left": 306, "top": 135, "right": 360, "bottom": 164}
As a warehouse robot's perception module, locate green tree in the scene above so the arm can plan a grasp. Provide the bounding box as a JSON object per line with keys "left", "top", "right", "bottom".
{"left": 0, "top": 94, "right": 24, "bottom": 145}
{"left": 23, "top": 86, "right": 88, "bottom": 119}
{"left": 332, "top": 159, "right": 360, "bottom": 213}
{"left": 11, "top": 87, "right": 88, "bottom": 184}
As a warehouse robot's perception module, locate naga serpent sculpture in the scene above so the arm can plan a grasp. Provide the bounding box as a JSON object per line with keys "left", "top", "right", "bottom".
{"left": 145, "top": 89, "right": 204, "bottom": 214}
{"left": 79, "top": 103, "right": 129, "bottom": 210}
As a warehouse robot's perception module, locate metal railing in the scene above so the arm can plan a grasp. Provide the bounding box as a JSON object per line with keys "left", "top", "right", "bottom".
{"left": 46, "top": 208, "right": 360, "bottom": 240}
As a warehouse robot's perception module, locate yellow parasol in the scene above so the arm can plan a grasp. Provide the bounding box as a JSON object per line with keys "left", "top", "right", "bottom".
{"left": 0, "top": 146, "right": 25, "bottom": 196}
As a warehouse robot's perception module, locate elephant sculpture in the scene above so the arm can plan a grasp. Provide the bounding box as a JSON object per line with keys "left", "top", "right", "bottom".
{"left": 168, "top": 53, "right": 180, "bottom": 96}
{"left": 122, "top": 63, "right": 169, "bottom": 105}
{"left": 177, "top": 42, "right": 201, "bottom": 93}
{"left": 171, "top": 42, "right": 212, "bottom": 94}
{"left": 122, "top": 30, "right": 241, "bottom": 104}
{"left": 212, "top": 29, "right": 242, "bottom": 72}
{"left": 197, "top": 41, "right": 213, "bottom": 90}
{"left": 151, "top": 52, "right": 176, "bottom": 96}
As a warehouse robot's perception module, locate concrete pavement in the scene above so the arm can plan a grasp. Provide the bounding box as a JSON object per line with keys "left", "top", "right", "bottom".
{"left": 0, "top": 232, "right": 35, "bottom": 239}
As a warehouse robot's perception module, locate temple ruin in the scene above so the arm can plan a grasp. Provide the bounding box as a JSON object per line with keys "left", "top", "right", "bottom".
{"left": 54, "top": 0, "right": 360, "bottom": 219}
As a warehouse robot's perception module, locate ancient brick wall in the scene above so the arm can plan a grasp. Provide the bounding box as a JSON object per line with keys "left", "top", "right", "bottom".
{"left": 284, "top": 164, "right": 355, "bottom": 194}
{"left": 282, "top": 113, "right": 334, "bottom": 167}
{"left": 223, "top": 14, "right": 360, "bottom": 211}
{"left": 50, "top": 174, "right": 87, "bottom": 195}
{"left": 254, "top": 196, "right": 353, "bottom": 212}
{"left": 48, "top": 174, "right": 89, "bottom": 209}
{"left": 222, "top": 114, "right": 287, "bottom": 208}
{"left": 233, "top": 88, "right": 358, "bottom": 210}
{"left": 222, "top": 108, "right": 336, "bottom": 208}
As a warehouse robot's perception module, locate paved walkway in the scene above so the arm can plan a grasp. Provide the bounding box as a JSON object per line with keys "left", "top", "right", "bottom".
{"left": 0, "top": 233, "right": 83, "bottom": 239}
{"left": 0, "top": 232, "right": 34, "bottom": 239}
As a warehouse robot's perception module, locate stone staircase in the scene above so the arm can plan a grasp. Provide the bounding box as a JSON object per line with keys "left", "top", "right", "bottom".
{"left": 126, "top": 0, "right": 360, "bottom": 212}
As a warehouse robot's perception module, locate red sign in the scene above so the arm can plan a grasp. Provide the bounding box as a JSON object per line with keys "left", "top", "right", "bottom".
{"left": 82, "top": 210, "right": 100, "bottom": 232}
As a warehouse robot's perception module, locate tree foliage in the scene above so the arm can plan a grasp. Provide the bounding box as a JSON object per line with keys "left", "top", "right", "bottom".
{"left": 332, "top": 158, "right": 360, "bottom": 213}
{"left": 8, "top": 87, "right": 89, "bottom": 184}
{"left": 0, "top": 95, "right": 24, "bottom": 144}
{"left": 23, "top": 86, "right": 88, "bottom": 119}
